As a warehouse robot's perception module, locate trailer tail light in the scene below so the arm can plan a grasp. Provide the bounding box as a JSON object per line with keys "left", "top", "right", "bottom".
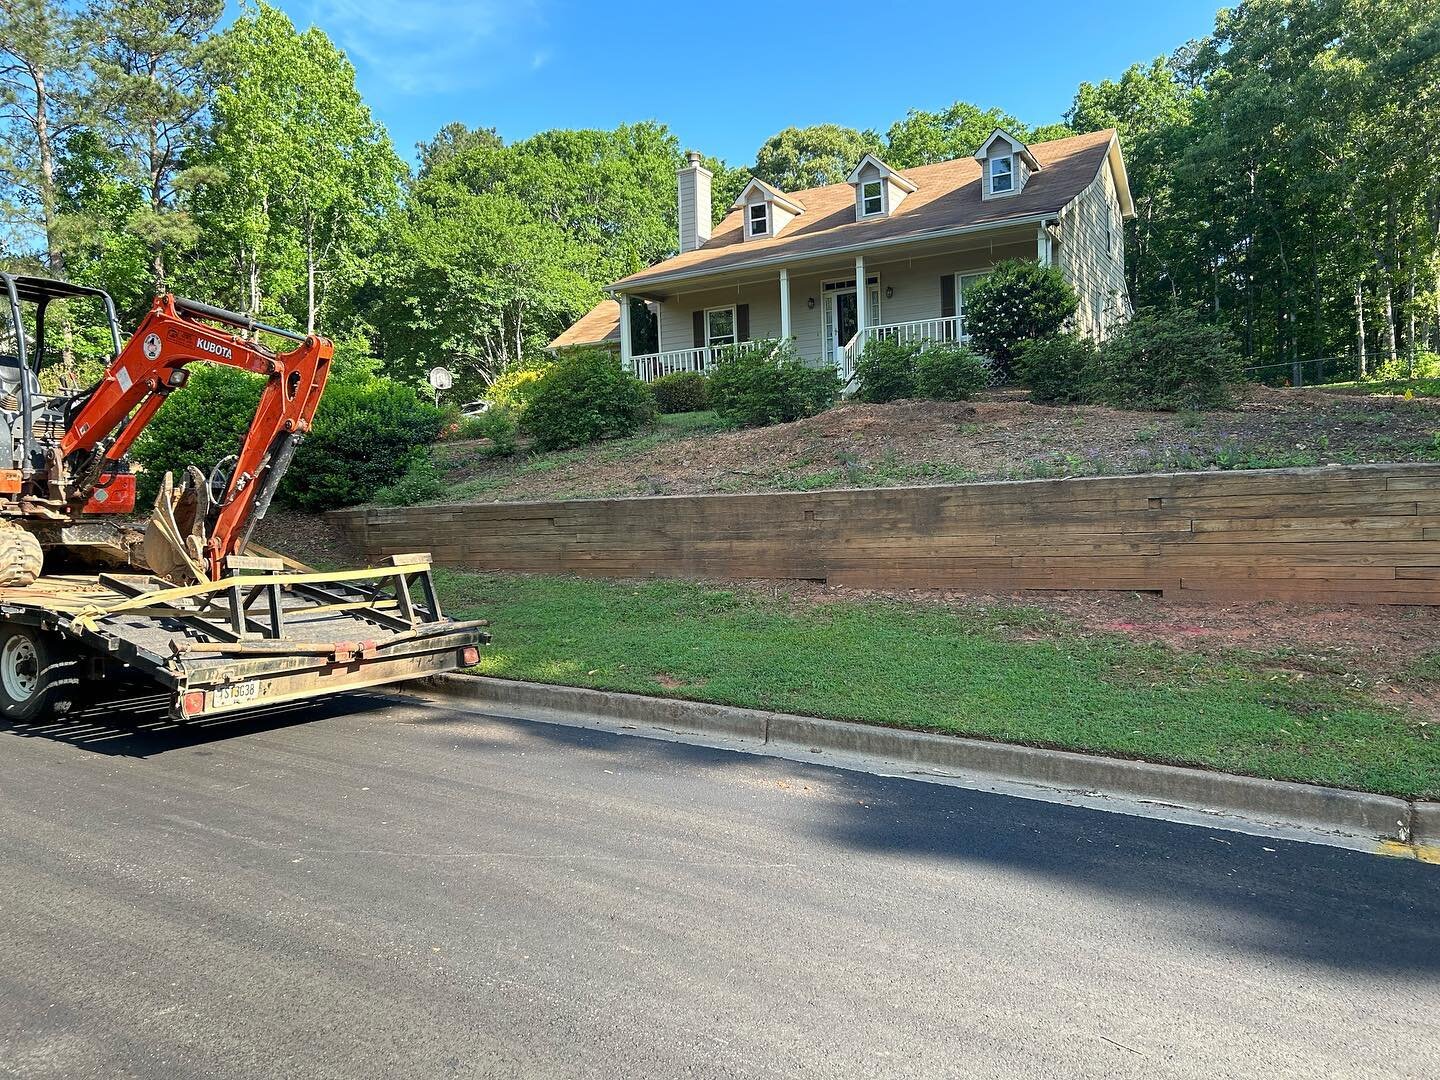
{"left": 83, "top": 473, "right": 137, "bottom": 514}
{"left": 461, "top": 646, "right": 480, "bottom": 667}
{"left": 182, "top": 690, "right": 206, "bottom": 716}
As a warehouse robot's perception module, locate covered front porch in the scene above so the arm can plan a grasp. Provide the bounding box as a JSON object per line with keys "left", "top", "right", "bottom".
{"left": 617, "top": 223, "right": 1052, "bottom": 384}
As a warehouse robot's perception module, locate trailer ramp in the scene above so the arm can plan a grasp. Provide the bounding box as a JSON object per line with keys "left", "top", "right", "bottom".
{"left": 0, "top": 554, "right": 488, "bottom": 719}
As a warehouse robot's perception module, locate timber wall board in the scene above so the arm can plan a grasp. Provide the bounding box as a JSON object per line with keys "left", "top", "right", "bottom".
{"left": 329, "top": 464, "right": 1440, "bottom": 604}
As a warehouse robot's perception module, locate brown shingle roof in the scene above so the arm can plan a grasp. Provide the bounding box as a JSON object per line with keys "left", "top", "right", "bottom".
{"left": 548, "top": 299, "right": 620, "bottom": 349}
{"left": 611, "top": 129, "right": 1119, "bottom": 292}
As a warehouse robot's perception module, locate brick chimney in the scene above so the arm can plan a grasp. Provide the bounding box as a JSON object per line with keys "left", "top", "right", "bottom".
{"left": 677, "top": 150, "right": 712, "bottom": 254}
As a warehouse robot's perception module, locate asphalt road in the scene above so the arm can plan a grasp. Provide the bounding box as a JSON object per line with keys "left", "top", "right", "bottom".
{"left": 1, "top": 692, "right": 1437, "bottom": 1080}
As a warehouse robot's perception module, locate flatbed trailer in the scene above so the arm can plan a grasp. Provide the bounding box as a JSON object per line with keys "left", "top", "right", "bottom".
{"left": 0, "top": 553, "right": 488, "bottom": 721}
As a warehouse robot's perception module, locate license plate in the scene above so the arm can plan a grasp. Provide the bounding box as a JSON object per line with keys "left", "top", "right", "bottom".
{"left": 211, "top": 681, "right": 263, "bottom": 709}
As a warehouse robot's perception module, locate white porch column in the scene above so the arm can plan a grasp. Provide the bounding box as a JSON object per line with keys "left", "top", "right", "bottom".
{"left": 779, "top": 268, "right": 791, "bottom": 342}
{"left": 617, "top": 293, "right": 632, "bottom": 372}
{"left": 854, "top": 255, "right": 867, "bottom": 333}
{"left": 1036, "top": 226, "right": 1051, "bottom": 267}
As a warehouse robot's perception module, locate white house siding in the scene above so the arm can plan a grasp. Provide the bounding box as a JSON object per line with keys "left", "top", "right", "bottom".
{"left": 1058, "top": 158, "right": 1130, "bottom": 341}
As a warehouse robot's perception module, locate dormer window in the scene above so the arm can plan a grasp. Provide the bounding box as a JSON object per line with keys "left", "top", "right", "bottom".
{"left": 731, "top": 177, "right": 805, "bottom": 242}
{"left": 861, "top": 180, "right": 884, "bottom": 217}
{"left": 989, "top": 155, "right": 1014, "bottom": 194}
{"left": 845, "top": 154, "right": 916, "bottom": 221}
{"left": 975, "top": 128, "right": 1039, "bottom": 201}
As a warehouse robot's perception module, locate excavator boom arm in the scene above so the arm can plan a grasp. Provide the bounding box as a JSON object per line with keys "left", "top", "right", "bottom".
{"left": 60, "top": 295, "right": 333, "bottom": 578}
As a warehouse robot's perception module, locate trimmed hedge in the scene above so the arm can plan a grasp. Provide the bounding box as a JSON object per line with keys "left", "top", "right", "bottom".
{"left": 708, "top": 342, "right": 839, "bottom": 427}
{"left": 914, "top": 344, "right": 990, "bottom": 401}
{"left": 651, "top": 370, "right": 710, "bottom": 414}
{"left": 1089, "top": 308, "right": 1243, "bottom": 411}
{"left": 520, "top": 347, "right": 655, "bottom": 451}
{"left": 1016, "top": 333, "right": 1097, "bottom": 406}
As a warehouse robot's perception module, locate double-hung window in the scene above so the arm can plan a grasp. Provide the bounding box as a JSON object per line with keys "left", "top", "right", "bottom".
{"left": 706, "top": 306, "right": 736, "bottom": 348}
{"left": 989, "top": 155, "right": 1014, "bottom": 194}
{"left": 749, "top": 202, "right": 769, "bottom": 236}
{"left": 861, "top": 180, "right": 884, "bottom": 217}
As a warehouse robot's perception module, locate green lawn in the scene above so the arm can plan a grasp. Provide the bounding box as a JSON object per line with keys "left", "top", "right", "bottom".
{"left": 436, "top": 571, "right": 1440, "bottom": 799}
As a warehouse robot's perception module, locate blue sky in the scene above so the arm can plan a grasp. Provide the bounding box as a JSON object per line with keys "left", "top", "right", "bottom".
{"left": 262, "top": 1, "right": 1222, "bottom": 168}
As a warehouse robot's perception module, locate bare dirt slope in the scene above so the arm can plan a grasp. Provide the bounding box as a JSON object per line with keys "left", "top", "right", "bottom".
{"left": 431, "top": 386, "right": 1440, "bottom": 505}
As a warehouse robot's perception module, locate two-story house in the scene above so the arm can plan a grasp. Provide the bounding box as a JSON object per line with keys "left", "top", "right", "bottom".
{"left": 551, "top": 127, "right": 1134, "bottom": 383}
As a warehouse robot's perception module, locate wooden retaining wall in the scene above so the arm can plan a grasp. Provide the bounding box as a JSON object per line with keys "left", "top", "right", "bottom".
{"left": 329, "top": 464, "right": 1440, "bottom": 605}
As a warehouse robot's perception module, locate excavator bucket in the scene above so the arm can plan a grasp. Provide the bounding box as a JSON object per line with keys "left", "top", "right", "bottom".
{"left": 142, "top": 466, "right": 211, "bottom": 584}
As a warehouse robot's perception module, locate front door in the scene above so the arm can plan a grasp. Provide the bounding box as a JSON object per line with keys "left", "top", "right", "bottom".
{"left": 827, "top": 290, "right": 858, "bottom": 366}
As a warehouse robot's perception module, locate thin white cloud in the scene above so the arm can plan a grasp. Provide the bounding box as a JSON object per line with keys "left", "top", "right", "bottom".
{"left": 304, "top": 0, "right": 550, "bottom": 94}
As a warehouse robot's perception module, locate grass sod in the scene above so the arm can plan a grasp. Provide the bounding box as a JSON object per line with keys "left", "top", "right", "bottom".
{"left": 435, "top": 571, "right": 1440, "bottom": 800}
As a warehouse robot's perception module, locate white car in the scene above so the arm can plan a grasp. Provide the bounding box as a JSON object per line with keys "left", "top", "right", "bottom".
{"left": 459, "top": 399, "right": 491, "bottom": 417}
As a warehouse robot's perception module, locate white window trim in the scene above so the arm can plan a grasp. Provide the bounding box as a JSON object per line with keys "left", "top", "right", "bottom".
{"left": 860, "top": 179, "right": 885, "bottom": 218}
{"left": 955, "top": 271, "right": 990, "bottom": 338}
{"left": 705, "top": 304, "right": 738, "bottom": 347}
{"left": 989, "top": 155, "right": 1015, "bottom": 195}
{"left": 748, "top": 201, "right": 770, "bottom": 237}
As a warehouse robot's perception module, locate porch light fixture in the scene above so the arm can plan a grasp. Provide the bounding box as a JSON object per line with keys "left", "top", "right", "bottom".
{"left": 806, "top": 297, "right": 815, "bottom": 309}
{"left": 885, "top": 286, "right": 894, "bottom": 299}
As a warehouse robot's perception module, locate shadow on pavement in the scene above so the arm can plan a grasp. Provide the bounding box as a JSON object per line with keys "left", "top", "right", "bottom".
{"left": 0, "top": 690, "right": 403, "bottom": 758}
{"left": 461, "top": 707, "right": 1440, "bottom": 979}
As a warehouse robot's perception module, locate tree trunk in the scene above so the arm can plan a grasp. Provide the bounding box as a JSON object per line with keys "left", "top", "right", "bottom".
{"left": 1382, "top": 278, "right": 1397, "bottom": 363}
{"left": 305, "top": 214, "right": 316, "bottom": 335}
{"left": 1355, "top": 279, "right": 1367, "bottom": 378}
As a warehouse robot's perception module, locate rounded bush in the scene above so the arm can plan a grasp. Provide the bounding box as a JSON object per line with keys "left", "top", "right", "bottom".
{"left": 1016, "top": 333, "right": 1098, "bottom": 406}
{"left": 964, "top": 260, "right": 1078, "bottom": 377}
{"left": 372, "top": 456, "right": 446, "bottom": 506}
{"left": 1088, "top": 308, "right": 1243, "bottom": 411}
{"left": 651, "top": 371, "right": 710, "bottom": 414}
{"left": 520, "top": 347, "right": 655, "bottom": 451}
{"left": 132, "top": 367, "right": 445, "bottom": 512}
{"left": 286, "top": 376, "right": 447, "bottom": 509}
{"left": 853, "top": 338, "right": 922, "bottom": 403}
{"left": 708, "top": 343, "right": 839, "bottom": 427}
{"left": 913, "top": 344, "right": 990, "bottom": 401}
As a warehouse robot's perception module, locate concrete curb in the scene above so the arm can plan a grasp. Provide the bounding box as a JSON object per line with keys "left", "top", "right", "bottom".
{"left": 421, "top": 673, "right": 1438, "bottom": 853}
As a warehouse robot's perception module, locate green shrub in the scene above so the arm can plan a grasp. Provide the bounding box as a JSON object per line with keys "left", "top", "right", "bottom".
{"left": 132, "top": 367, "right": 446, "bottom": 511}
{"left": 708, "top": 342, "right": 839, "bottom": 427}
{"left": 964, "top": 260, "right": 1078, "bottom": 377}
{"left": 372, "top": 455, "right": 445, "bottom": 506}
{"left": 520, "top": 347, "right": 654, "bottom": 451}
{"left": 1371, "top": 351, "right": 1440, "bottom": 382}
{"left": 131, "top": 365, "right": 264, "bottom": 504}
{"left": 651, "top": 370, "right": 710, "bottom": 414}
{"left": 913, "top": 343, "right": 990, "bottom": 401}
{"left": 854, "top": 338, "right": 922, "bottom": 402}
{"left": 1016, "top": 333, "right": 1098, "bottom": 405}
{"left": 1088, "top": 308, "right": 1243, "bottom": 411}
{"left": 486, "top": 364, "right": 551, "bottom": 413}
{"left": 284, "top": 376, "right": 446, "bottom": 509}
{"left": 458, "top": 406, "right": 518, "bottom": 456}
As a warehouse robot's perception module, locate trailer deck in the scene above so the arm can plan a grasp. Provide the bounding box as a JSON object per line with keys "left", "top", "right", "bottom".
{"left": 0, "top": 554, "right": 488, "bottom": 719}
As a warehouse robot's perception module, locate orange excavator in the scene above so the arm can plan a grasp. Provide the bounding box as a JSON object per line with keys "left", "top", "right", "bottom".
{"left": 0, "top": 274, "right": 485, "bottom": 722}
{"left": 0, "top": 275, "right": 330, "bottom": 585}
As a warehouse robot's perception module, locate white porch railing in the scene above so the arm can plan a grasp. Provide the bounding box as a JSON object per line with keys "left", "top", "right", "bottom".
{"left": 838, "top": 316, "right": 964, "bottom": 384}
{"left": 628, "top": 341, "right": 783, "bottom": 383}
{"left": 629, "top": 345, "right": 717, "bottom": 382}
